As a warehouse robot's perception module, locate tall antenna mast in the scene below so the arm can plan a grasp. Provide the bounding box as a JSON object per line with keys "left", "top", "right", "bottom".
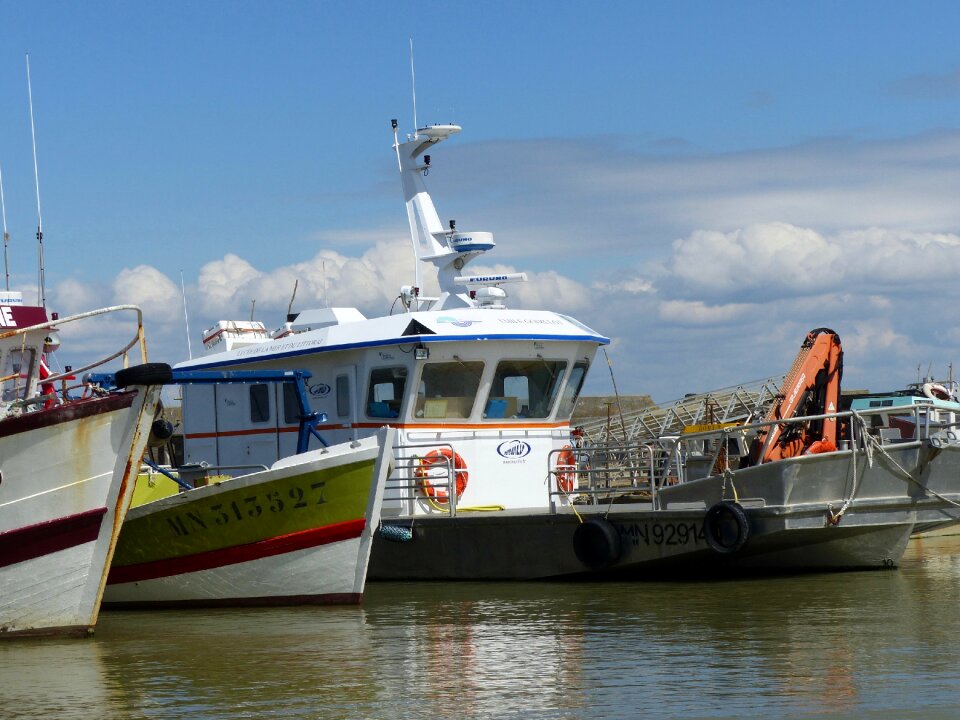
{"left": 409, "top": 38, "right": 418, "bottom": 137}
{"left": 0, "top": 162, "right": 9, "bottom": 291}
{"left": 26, "top": 53, "right": 46, "bottom": 309}
{"left": 180, "top": 270, "right": 193, "bottom": 360}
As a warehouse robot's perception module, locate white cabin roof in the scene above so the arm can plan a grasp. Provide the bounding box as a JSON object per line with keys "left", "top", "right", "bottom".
{"left": 176, "top": 306, "right": 608, "bottom": 371}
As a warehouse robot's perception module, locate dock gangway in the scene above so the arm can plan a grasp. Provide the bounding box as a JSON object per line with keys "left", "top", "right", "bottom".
{"left": 578, "top": 375, "right": 785, "bottom": 444}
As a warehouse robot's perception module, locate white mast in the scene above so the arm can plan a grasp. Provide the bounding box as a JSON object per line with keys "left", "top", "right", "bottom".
{"left": 393, "top": 122, "right": 522, "bottom": 311}
{"left": 180, "top": 270, "right": 193, "bottom": 360}
{"left": 0, "top": 162, "right": 9, "bottom": 291}
{"left": 409, "top": 38, "right": 418, "bottom": 140}
{"left": 26, "top": 53, "right": 46, "bottom": 309}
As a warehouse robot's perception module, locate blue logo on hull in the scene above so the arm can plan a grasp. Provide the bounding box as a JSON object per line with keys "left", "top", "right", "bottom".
{"left": 496, "top": 440, "right": 532, "bottom": 459}
{"left": 309, "top": 382, "right": 331, "bottom": 398}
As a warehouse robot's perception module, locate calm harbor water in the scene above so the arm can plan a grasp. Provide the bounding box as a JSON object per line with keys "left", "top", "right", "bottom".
{"left": 4, "top": 535, "right": 960, "bottom": 719}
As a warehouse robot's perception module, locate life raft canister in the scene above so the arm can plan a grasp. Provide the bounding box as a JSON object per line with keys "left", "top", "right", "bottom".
{"left": 415, "top": 447, "right": 468, "bottom": 504}
{"left": 554, "top": 445, "right": 577, "bottom": 493}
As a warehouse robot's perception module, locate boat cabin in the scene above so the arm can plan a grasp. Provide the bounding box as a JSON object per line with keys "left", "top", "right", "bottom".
{"left": 0, "top": 294, "right": 53, "bottom": 416}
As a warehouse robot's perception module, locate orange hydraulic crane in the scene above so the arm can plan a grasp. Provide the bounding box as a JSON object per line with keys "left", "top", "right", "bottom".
{"left": 754, "top": 328, "right": 843, "bottom": 464}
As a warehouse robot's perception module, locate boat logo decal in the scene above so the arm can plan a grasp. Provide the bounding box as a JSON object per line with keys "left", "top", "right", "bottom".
{"left": 496, "top": 440, "right": 532, "bottom": 459}
{"left": 437, "top": 316, "right": 479, "bottom": 328}
{"left": 378, "top": 351, "right": 395, "bottom": 360}
{"left": 309, "top": 382, "right": 331, "bottom": 398}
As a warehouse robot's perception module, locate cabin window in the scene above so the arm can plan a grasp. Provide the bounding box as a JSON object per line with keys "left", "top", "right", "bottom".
{"left": 1, "top": 349, "right": 35, "bottom": 403}
{"left": 249, "top": 384, "right": 270, "bottom": 423}
{"left": 413, "top": 361, "right": 484, "bottom": 419}
{"left": 556, "top": 361, "right": 589, "bottom": 419}
{"left": 336, "top": 375, "right": 350, "bottom": 418}
{"left": 488, "top": 359, "right": 567, "bottom": 419}
{"left": 366, "top": 366, "right": 407, "bottom": 419}
{"left": 282, "top": 383, "right": 300, "bottom": 425}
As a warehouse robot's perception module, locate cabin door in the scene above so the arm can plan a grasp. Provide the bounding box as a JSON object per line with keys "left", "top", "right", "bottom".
{"left": 275, "top": 382, "right": 300, "bottom": 460}
{"left": 215, "top": 381, "right": 280, "bottom": 471}
{"left": 332, "top": 364, "right": 358, "bottom": 443}
{"left": 182, "top": 384, "right": 218, "bottom": 466}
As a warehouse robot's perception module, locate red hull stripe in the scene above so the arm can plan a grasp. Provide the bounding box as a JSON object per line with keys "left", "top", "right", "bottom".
{"left": 107, "top": 518, "right": 366, "bottom": 585}
{"left": 0, "top": 507, "right": 108, "bottom": 569}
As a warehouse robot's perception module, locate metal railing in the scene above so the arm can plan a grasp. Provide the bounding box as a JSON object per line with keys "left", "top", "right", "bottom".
{"left": 551, "top": 401, "right": 960, "bottom": 511}
{"left": 578, "top": 375, "right": 785, "bottom": 444}
{"left": 387, "top": 442, "right": 461, "bottom": 517}
{"left": 0, "top": 304, "right": 148, "bottom": 413}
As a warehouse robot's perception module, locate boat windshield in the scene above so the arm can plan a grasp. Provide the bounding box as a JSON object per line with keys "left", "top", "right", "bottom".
{"left": 556, "top": 361, "right": 589, "bottom": 419}
{"left": 366, "top": 366, "right": 407, "bottom": 419}
{"left": 1, "top": 348, "right": 36, "bottom": 402}
{"left": 413, "top": 361, "right": 484, "bottom": 419}
{"left": 486, "top": 359, "right": 566, "bottom": 419}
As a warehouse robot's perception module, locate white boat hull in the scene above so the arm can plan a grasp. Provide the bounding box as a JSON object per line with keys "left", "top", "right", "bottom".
{"left": 104, "top": 535, "right": 369, "bottom": 606}
{"left": 0, "top": 388, "right": 161, "bottom": 637}
{"left": 104, "top": 430, "right": 393, "bottom": 607}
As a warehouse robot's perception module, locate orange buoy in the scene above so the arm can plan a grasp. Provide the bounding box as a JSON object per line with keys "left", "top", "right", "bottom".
{"left": 555, "top": 445, "right": 577, "bottom": 493}
{"left": 415, "top": 448, "right": 468, "bottom": 504}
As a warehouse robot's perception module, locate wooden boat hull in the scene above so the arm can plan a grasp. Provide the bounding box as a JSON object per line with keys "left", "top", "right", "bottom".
{"left": 103, "top": 431, "right": 393, "bottom": 607}
{"left": 0, "top": 388, "right": 162, "bottom": 637}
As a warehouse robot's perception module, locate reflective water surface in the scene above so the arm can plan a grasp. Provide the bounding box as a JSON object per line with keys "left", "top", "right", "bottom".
{"left": 4, "top": 535, "right": 960, "bottom": 719}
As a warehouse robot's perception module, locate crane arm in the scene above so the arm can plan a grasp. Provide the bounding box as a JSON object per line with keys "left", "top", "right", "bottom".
{"left": 756, "top": 328, "right": 843, "bottom": 463}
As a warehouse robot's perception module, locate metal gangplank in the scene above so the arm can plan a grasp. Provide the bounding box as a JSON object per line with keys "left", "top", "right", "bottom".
{"left": 578, "top": 375, "right": 785, "bottom": 444}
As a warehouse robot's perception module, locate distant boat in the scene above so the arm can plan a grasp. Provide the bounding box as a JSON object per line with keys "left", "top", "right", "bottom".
{"left": 0, "top": 298, "right": 169, "bottom": 637}
{"left": 845, "top": 377, "right": 960, "bottom": 536}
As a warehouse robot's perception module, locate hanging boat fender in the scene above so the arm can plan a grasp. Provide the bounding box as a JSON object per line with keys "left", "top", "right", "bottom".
{"left": 554, "top": 445, "right": 577, "bottom": 493}
{"left": 114, "top": 362, "right": 174, "bottom": 388}
{"left": 379, "top": 523, "right": 414, "bottom": 543}
{"left": 922, "top": 382, "right": 951, "bottom": 401}
{"left": 573, "top": 517, "right": 621, "bottom": 570}
{"left": 414, "top": 447, "right": 469, "bottom": 504}
{"left": 704, "top": 501, "right": 750, "bottom": 554}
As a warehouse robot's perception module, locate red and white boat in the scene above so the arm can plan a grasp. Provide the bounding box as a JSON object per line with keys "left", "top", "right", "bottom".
{"left": 0, "top": 297, "right": 170, "bottom": 637}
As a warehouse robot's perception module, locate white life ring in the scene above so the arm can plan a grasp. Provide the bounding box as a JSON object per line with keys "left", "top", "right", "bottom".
{"left": 922, "top": 382, "right": 951, "bottom": 401}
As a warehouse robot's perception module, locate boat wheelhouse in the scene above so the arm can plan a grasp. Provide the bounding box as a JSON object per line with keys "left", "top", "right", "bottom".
{"left": 177, "top": 121, "right": 608, "bottom": 523}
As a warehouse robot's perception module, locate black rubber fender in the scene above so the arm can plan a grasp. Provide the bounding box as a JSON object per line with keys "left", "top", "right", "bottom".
{"left": 704, "top": 501, "right": 751, "bottom": 554}
{"left": 114, "top": 362, "right": 173, "bottom": 388}
{"left": 573, "top": 517, "right": 621, "bottom": 570}
{"left": 148, "top": 418, "right": 175, "bottom": 447}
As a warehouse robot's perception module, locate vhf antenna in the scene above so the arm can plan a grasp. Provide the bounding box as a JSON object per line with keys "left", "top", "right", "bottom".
{"left": 26, "top": 53, "right": 46, "bottom": 309}
{"left": 0, "top": 161, "right": 9, "bottom": 291}
{"left": 409, "top": 38, "right": 418, "bottom": 137}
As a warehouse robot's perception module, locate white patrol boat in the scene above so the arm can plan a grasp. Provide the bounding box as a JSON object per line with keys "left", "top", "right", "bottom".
{"left": 174, "top": 121, "right": 610, "bottom": 579}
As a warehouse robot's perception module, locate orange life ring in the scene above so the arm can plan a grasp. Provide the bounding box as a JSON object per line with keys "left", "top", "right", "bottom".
{"left": 415, "top": 448, "right": 468, "bottom": 504}
{"left": 555, "top": 445, "right": 577, "bottom": 493}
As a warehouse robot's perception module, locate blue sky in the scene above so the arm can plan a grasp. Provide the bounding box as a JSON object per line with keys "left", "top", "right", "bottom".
{"left": 3, "top": 1, "right": 960, "bottom": 401}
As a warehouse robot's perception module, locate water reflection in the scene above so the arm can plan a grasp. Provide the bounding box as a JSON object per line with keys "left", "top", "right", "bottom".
{"left": 2, "top": 537, "right": 960, "bottom": 718}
